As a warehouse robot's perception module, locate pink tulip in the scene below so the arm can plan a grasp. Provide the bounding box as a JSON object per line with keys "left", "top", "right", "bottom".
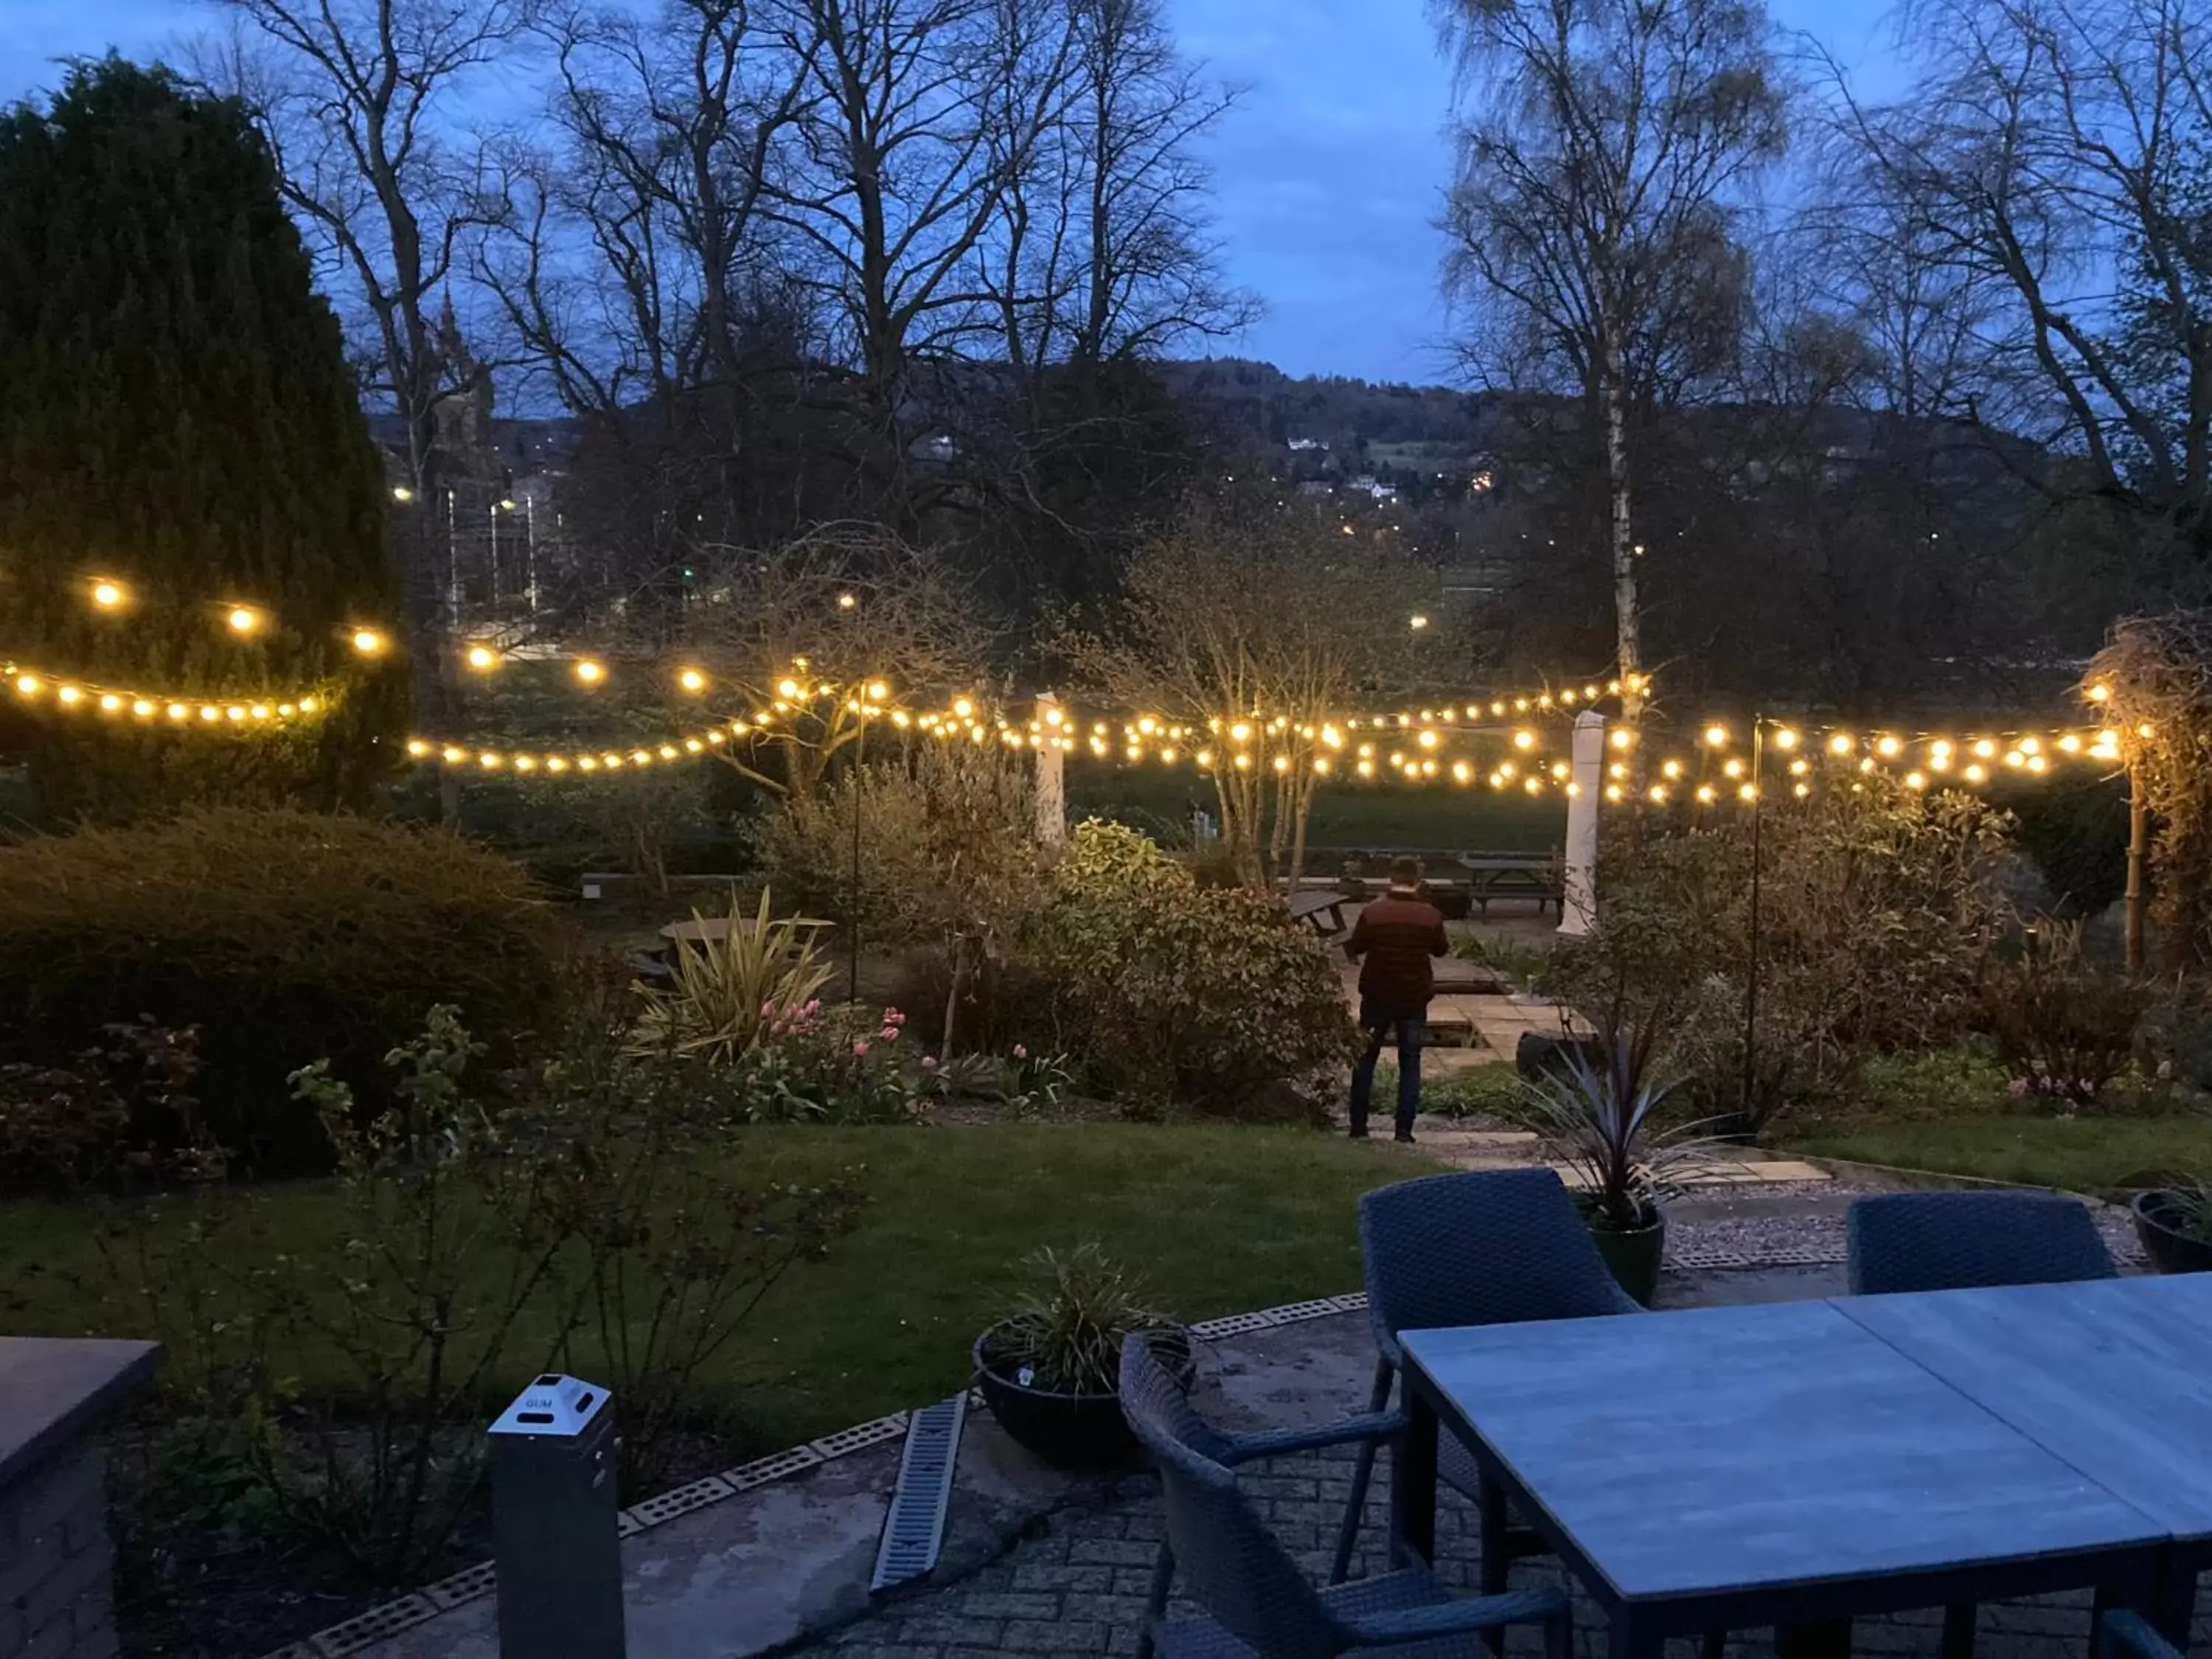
{"left": 852, "top": 1039, "right": 871, "bottom": 1057}
{"left": 1012, "top": 1044, "right": 1028, "bottom": 1061}
{"left": 921, "top": 1055, "right": 939, "bottom": 1071}
{"left": 880, "top": 1026, "right": 900, "bottom": 1043}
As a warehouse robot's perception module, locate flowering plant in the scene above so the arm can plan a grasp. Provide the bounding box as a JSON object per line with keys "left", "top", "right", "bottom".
{"left": 734, "top": 1004, "right": 929, "bottom": 1124}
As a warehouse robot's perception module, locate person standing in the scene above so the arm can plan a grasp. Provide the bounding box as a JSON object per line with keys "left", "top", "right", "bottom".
{"left": 1342, "top": 858, "right": 1450, "bottom": 1142}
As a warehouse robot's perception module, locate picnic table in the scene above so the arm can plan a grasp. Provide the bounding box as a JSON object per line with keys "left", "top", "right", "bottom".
{"left": 1457, "top": 854, "right": 1565, "bottom": 919}
{"left": 1285, "top": 890, "right": 1350, "bottom": 938}
{"left": 1396, "top": 1277, "right": 2212, "bottom": 1659}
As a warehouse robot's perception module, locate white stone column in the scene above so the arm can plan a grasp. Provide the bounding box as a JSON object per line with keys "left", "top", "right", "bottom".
{"left": 1559, "top": 709, "right": 1604, "bottom": 936}
{"left": 1033, "top": 693, "right": 1067, "bottom": 847}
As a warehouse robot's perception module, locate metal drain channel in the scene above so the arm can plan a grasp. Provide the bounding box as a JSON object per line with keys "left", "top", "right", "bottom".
{"left": 870, "top": 1394, "right": 966, "bottom": 1593}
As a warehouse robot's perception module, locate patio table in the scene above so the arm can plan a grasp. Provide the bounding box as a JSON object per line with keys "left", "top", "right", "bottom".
{"left": 1397, "top": 1300, "right": 2170, "bottom": 1659}
{"left": 1838, "top": 1273, "right": 2212, "bottom": 1643}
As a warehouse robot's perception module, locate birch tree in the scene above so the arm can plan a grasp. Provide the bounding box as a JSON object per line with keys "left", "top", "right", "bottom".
{"left": 1438, "top": 0, "right": 1786, "bottom": 727}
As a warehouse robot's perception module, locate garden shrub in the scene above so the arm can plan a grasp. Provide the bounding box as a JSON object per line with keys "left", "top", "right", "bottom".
{"left": 1551, "top": 779, "right": 2017, "bottom": 1134}
{"left": 0, "top": 808, "right": 572, "bottom": 1172}
{"left": 1980, "top": 924, "right": 2152, "bottom": 1107}
{"left": 1048, "top": 821, "right": 1360, "bottom": 1107}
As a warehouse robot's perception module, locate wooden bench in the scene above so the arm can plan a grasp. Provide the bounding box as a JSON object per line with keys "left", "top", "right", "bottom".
{"left": 1462, "top": 856, "right": 1564, "bottom": 919}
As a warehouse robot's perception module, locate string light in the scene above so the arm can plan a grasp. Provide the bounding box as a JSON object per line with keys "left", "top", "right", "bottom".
{"left": 678, "top": 668, "right": 707, "bottom": 694}
{"left": 467, "top": 645, "right": 501, "bottom": 672}
{"left": 226, "top": 606, "right": 262, "bottom": 636}
{"left": 90, "top": 579, "right": 125, "bottom": 609}
{"left": 574, "top": 659, "right": 606, "bottom": 686}
{"left": 352, "top": 628, "right": 387, "bottom": 655}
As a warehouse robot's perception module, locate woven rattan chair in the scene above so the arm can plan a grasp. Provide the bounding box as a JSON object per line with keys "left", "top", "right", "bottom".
{"left": 1120, "top": 1335, "right": 1406, "bottom": 1659}
{"left": 2096, "top": 1608, "right": 2185, "bottom": 1659}
{"left": 1849, "top": 1188, "right": 2118, "bottom": 1659}
{"left": 1121, "top": 1339, "right": 1571, "bottom": 1659}
{"left": 1333, "top": 1168, "right": 1641, "bottom": 1585}
{"left": 1846, "top": 1190, "right": 2116, "bottom": 1296}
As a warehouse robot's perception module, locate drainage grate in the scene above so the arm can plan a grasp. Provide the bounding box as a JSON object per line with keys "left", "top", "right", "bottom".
{"left": 1259, "top": 1298, "right": 1343, "bottom": 1325}
{"left": 623, "top": 1473, "right": 734, "bottom": 1531}
{"left": 310, "top": 1594, "right": 438, "bottom": 1658}
{"left": 810, "top": 1411, "right": 909, "bottom": 1461}
{"left": 422, "top": 1561, "right": 498, "bottom": 1610}
{"left": 1328, "top": 1291, "right": 1370, "bottom": 1312}
{"left": 1189, "top": 1311, "right": 1274, "bottom": 1340}
{"left": 870, "top": 1394, "right": 966, "bottom": 1595}
{"left": 726, "top": 1444, "right": 824, "bottom": 1491}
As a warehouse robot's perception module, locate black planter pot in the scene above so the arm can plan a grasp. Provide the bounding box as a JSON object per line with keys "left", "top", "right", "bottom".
{"left": 972, "top": 1325, "right": 1194, "bottom": 1470}
{"left": 2132, "top": 1191, "right": 2212, "bottom": 1275}
{"left": 1585, "top": 1208, "right": 1667, "bottom": 1307}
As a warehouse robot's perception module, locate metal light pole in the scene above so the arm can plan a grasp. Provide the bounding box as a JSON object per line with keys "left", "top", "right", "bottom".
{"left": 1740, "top": 715, "right": 1765, "bottom": 1128}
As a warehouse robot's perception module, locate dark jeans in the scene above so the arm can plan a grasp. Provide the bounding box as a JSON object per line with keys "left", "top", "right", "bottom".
{"left": 1350, "top": 1006, "right": 1423, "bottom": 1137}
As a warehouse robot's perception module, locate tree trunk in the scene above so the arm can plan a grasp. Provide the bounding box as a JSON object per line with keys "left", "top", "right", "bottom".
{"left": 942, "top": 932, "right": 967, "bottom": 1062}
{"left": 1603, "top": 330, "right": 1644, "bottom": 730}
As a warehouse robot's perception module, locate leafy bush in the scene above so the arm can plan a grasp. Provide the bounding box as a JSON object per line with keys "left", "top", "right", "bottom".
{"left": 2136, "top": 992, "right": 2212, "bottom": 1091}
{"left": 1416, "top": 1062, "right": 1528, "bottom": 1120}
{"left": 0, "top": 809, "right": 572, "bottom": 1173}
{"left": 762, "top": 743, "right": 1046, "bottom": 1054}
{"left": 886, "top": 946, "right": 1074, "bottom": 1059}
{"left": 0, "top": 1020, "right": 218, "bottom": 1192}
{"left": 1551, "top": 781, "right": 2017, "bottom": 1134}
{"left": 630, "top": 889, "right": 835, "bottom": 1066}
{"left": 1048, "top": 821, "right": 1361, "bottom": 1107}
{"left": 1980, "top": 924, "right": 2152, "bottom": 1107}
{"left": 1846, "top": 1047, "right": 2012, "bottom": 1121}
{"left": 71, "top": 1005, "right": 863, "bottom": 1576}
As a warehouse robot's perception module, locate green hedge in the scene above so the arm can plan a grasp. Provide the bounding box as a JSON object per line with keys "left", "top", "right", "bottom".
{"left": 0, "top": 808, "right": 574, "bottom": 1172}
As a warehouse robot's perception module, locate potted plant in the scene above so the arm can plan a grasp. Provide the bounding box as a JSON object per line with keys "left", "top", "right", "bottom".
{"left": 2132, "top": 1179, "right": 2212, "bottom": 1274}
{"left": 973, "top": 1244, "right": 1192, "bottom": 1469}
{"left": 1512, "top": 1023, "right": 1708, "bottom": 1307}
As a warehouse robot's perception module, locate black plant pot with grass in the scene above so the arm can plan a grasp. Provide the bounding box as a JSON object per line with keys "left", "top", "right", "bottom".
{"left": 973, "top": 1325, "right": 1195, "bottom": 1469}
{"left": 1583, "top": 1200, "right": 1667, "bottom": 1307}
{"left": 2132, "top": 1190, "right": 2212, "bottom": 1275}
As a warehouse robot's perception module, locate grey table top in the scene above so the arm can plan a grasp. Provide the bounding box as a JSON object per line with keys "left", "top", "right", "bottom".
{"left": 1837, "top": 1274, "right": 2212, "bottom": 1540}
{"left": 1402, "top": 1299, "right": 2169, "bottom": 1604}
{"left": 0, "top": 1336, "right": 160, "bottom": 1486}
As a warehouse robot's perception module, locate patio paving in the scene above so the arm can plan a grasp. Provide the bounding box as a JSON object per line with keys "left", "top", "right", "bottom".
{"left": 346, "top": 1197, "right": 2161, "bottom": 1659}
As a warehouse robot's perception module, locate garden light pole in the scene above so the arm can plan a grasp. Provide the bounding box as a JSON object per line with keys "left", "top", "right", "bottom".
{"left": 849, "top": 753, "right": 863, "bottom": 1004}
{"left": 1741, "top": 715, "right": 1765, "bottom": 1127}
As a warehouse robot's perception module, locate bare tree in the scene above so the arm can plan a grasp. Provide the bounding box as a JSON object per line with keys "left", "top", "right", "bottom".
{"left": 1438, "top": 0, "right": 1787, "bottom": 726}
{"left": 201, "top": 0, "right": 540, "bottom": 804}
{"left": 678, "top": 522, "right": 995, "bottom": 797}
{"left": 1826, "top": 0, "right": 2212, "bottom": 578}
{"left": 1065, "top": 491, "right": 1430, "bottom": 888}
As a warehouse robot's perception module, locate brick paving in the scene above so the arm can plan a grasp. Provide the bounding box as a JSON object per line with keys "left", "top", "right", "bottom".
{"left": 801, "top": 1441, "right": 2212, "bottom": 1659}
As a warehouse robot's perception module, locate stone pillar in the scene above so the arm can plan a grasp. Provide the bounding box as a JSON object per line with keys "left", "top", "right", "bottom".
{"left": 1559, "top": 709, "right": 1604, "bottom": 937}
{"left": 1033, "top": 694, "right": 1067, "bottom": 848}
{"left": 0, "top": 1339, "right": 159, "bottom": 1659}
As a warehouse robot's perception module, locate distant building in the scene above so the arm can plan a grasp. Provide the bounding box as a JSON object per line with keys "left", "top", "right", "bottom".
{"left": 1287, "top": 437, "right": 1327, "bottom": 451}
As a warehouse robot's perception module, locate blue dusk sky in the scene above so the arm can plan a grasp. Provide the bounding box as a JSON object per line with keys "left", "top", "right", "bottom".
{"left": 3, "top": 0, "right": 1902, "bottom": 385}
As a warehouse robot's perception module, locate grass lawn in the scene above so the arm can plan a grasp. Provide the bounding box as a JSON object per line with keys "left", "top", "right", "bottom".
{"left": 0, "top": 1124, "right": 1422, "bottom": 1457}
{"left": 1070, "top": 763, "right": 1566, "bottom": 853}
{"left": 1789, "top": 1117, "right": 2212, "bottom": 1193}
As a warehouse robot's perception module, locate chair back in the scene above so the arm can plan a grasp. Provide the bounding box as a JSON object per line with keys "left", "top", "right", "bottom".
{"left": 1848, "top": 1190, "right": 2116, "bottom": 1295}
{"left": 1117, "top": 1332, "right": 1240, "bottom": 1466}
{"left": 1360, "top": 1168, "right": 1637, "bottom": 1355}
{"left": 1124, "top": 1342, "right": 1346, "bottom": 1659}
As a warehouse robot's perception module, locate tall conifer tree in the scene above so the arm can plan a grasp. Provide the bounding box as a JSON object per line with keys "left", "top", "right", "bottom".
{"left": 0, "top": 58, "right": 407, "bottom": 820}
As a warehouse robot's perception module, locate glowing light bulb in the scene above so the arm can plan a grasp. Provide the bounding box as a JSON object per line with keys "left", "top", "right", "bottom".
{"left": 467, "top": 645, "right": 499, "bottom": 671}
{"left": 1772, "top": 727, "right": 1798, "bottom": 750}
{"left": 90, "top": 580, "right": 125, "bottom": 608}
{"left": 1876, "top": 735, "right": 1902, "bottom": 758}
{"left": 1610, "top": 729, "right": 1634, "bottom": 751}
{"left": 1830, "top": 734, "right": 1854, "bottom": 755}
{"left": 226, "top": 606, "right": 260, "bottom": 635}
{"left": 1739, "top": 783, "right": 1759, "bottom": 801}
{"left": 392, "top": 485, "right": 416, "bottom": 503}
{"left": 1905, "top": 771, "right": 1927, "bottom": 790}
{"left": 1514, "top": 730, "right": 1535, "bottom": 750}
{"left": 407, "top": 740, "right": 431, "bottom": 757}
{"left": 867, "top": 682, "right": 888, "bottom": 702}
{"left": 838, "top": 592, "right": 858, "bottom": 609}
{"left": 56, "top": 685, "right": 81, "bottom": 706}
{"left": 1705, "top": 725, "right": 1728, "bottom": 747}
{"left": 574, "top": 659, "right": 606, "bottom": 686}
{"left": 352, "top": 628, "right": 387, "bottom": 655}
{"left": 2089, "top": 684, "right": 2112, "bottom": 703}
{"left": 678, "top": 668, "right": 707, "bottom": 693}
{"left": 953, "top": 698, "right": 975, "bottom": 719}
{"left": 131, "top": 700, "right": 153, "bottom": 718}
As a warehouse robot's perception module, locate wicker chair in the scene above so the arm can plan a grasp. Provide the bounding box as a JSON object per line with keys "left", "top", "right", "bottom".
{"left": 1849, "top": 1189, "right": 2118, "bottom": 1659}
{"left": 2096, "top": 1608, "right": 2185, "bottom": 1659}
{"left": 1119, "top": 1335, "right": 1406, "bottom": 1659}
{"left": 1846, "top": 1191, "right": 2116, "bottom": 1296}
{"left": 1121, "top": 1339, "right": 1571, "bottom": 1659}
{"left": 1333, "top": 1168, "right": 1641, "bottom": 1585}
